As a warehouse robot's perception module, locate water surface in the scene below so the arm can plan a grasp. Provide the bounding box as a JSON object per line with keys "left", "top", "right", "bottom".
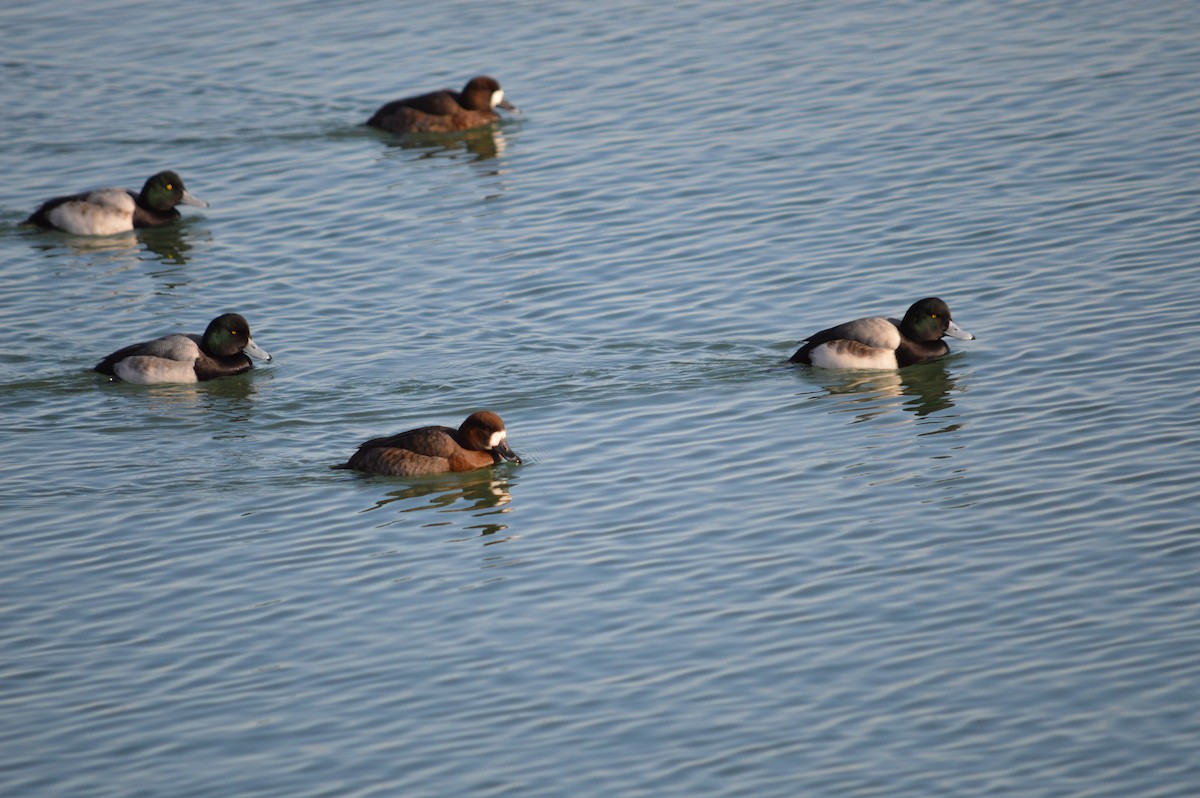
{"left": 2, "top": 2, "right": 1200, "bottom": 796}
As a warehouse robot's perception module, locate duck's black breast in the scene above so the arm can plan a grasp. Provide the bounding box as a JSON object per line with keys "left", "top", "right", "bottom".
{"left": 193, "top": 352, "right": 253, "bottom": 380}
{"left": 894, "top": 337, "right": 950, "bottom": 367}
{"left": 131, "top": 202, "right": 181, "bottom": 228}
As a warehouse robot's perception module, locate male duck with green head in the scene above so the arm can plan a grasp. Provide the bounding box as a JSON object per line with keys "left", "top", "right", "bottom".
{"left": 23, "top": 170, "right": 208, "bottom": 235}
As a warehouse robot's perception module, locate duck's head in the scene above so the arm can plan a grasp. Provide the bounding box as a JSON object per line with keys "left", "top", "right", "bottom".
{"left": 461, "top": 76, "right": 517, "bottom": 112}
{"left": 460, "top": 410, "right": 521, "bottom": 464}
{"left": 201, "top": 313, "right": 271, "bottom": 360}
{"left": 900, "top": 297, "right": 975, "bottom": 342}
{"left": 141, "top": 170, "right": 208, "bottom": 211}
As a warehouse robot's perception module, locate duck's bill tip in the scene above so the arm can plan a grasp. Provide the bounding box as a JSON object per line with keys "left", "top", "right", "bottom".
{"left": 180, "top": 189, "right": 209, "bottom": 209}
{"left": 945, "top": 320, "right": 975, "bottom": 341}
{"left": 496, "top": 442, "right": 522, "bottom": 464}
{"left": 244, "top": 338, "right": 272, "bottom": 361}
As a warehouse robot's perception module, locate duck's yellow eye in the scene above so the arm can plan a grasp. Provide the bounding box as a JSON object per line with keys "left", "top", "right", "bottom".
{"left": 931, "top": 313, "right": 938, "bottom": 318}
{"left": 166, "top": 184, "right": 173, "bottom": 191}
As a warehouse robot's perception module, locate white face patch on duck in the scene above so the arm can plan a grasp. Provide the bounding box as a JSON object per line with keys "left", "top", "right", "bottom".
{"left": 488, "top": 430, "right": 507, "bottom": 449}
{"left": 491, "top": 89, "right": 505, "bottom": 110}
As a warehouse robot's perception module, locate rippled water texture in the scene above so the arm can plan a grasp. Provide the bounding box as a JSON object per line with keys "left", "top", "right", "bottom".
{"left": 2, "top": 1, "right": 1200, "bottom": 796}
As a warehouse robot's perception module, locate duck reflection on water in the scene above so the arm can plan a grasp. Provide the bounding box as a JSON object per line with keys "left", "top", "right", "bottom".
{"left": 362, "top": 472, "right": 518, "bottom": 542}
{"left": 806, "top": 359, "right": 964, "bottom": 429}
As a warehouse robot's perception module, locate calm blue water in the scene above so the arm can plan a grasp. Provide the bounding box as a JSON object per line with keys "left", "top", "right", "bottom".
{"left": 3, "top": 1, "right": 1200, "bottom": 796}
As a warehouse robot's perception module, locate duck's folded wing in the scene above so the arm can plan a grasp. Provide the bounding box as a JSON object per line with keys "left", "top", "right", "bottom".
{"left": 139, "top": 333, "right": 203, "bottom": 361}
{"left": 811, "top": 316, "right": 901, "bottom": 349}
{"left": 790, "top": 316, "right": 901, "bottom": 363}
{"left": 345, "top": 447, "right": 446, "bottom": 475}
{"left": 394, "top": 89, "right": 462, "bottom": 115}
{"left": 81, "top": 188, "right": 139, "bottom": 211}
{"left": 32, "top": 189, "right": 137, "bottom": 235}
{"left": 353, "top": 426, "right": 459, "bottom": 458}
{"left": 95, "top": 333, "right": 200, "bottom": 373}
{"left": 369, "top": 89, "right": 461, "bottom": 125}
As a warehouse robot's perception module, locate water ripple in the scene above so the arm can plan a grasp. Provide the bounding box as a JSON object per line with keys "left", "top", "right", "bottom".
{"left": 3, "top": 1, "right": 1200, "bottom": 796}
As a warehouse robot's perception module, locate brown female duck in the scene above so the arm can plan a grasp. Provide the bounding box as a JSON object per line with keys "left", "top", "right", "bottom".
{"left": 367, "top": 75, "right": 517, "bottom": 134}
{"left": 337, "top": 411, "right": 522, "bottom": 476}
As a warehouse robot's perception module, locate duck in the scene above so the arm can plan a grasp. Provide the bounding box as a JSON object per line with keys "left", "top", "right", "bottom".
{"left": 95, "top": 313, "right": 271, "bottom": 384}
{"left": 367, "top": 75, "right": 517, "bottom": 134}
{"left": 23, "top": 170, "right": 208, "bottom": 236}
{"left": 337, "top": 411, "right": 522, "bottom": 476}
{"left": 789, "top": 297, "right": 975, "bottom": 369}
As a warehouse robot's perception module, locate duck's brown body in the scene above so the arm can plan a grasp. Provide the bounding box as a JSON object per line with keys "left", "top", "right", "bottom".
{"left": 367, "top": 76, "right": 515, "bottom": 134}
{"left": 339, "top": 411, "right": 521, "bottom": 476}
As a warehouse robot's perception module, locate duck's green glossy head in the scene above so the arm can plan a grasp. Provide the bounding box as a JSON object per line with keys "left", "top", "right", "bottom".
{"left": 140, "top": 170, "right": 208, "bottom": 211}
{"left": 201, "top": 313, "right": 271, "bottom": 360}
{"left": 900, "top": 297, "right": 975, "bottom": 342}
